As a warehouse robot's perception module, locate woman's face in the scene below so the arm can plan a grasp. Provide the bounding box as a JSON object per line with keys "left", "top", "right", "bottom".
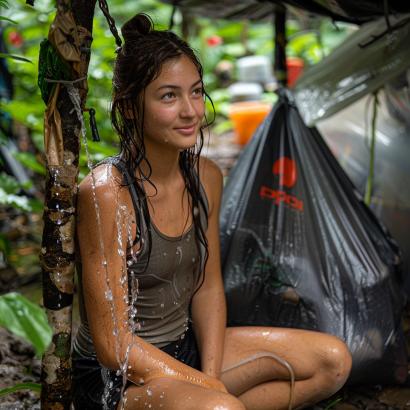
{"left": 143, "top": 55, "right": 205, "bottom": 151}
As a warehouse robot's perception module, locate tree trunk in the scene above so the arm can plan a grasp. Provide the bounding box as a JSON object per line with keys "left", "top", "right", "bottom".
{"left": 40, "top": 1, "right": 96, "bottom": 408}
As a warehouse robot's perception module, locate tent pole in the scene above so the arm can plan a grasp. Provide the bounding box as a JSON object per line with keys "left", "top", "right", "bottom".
{"left": 274, "top": 4, "right": 287, "bottom": 88}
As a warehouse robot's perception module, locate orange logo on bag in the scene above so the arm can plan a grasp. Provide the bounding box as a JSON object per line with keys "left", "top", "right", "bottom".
{"left": 259, "top": 156, "right": 304, "bottom": 212}
{"left": 273, "top": 157, "right": 297, "bottom": 188}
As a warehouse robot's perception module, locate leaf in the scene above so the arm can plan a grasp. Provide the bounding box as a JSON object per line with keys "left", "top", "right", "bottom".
{"left": 0, "top": 15, "right": 16, "bottom": 23}
{"left": 13, "top": 152, "right": 46, "bottom": 175}
{"left": 0, "top": 382, "right": 41, "bottom": 398}
{"left": 0, "top": 172, "right": 21, "bottom": 194}
{"left": 0, "top": 52, "right": 32, "bottom": 63}
{"left": 323, "top": 397, "right": 343, "bottom": 409}
{"left": 0, "top": 292, "right": 52, "bottom": 357}
{"left": 0, "top": 233, "right": 10, "bottom": 256}
{"left": 0, "top": 187, "right": 31, "bottom": 211}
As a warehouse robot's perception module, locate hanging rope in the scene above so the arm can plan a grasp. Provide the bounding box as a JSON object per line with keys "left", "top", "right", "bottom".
{"left": 364, "top": 90, "right": 379, "bottom": 206}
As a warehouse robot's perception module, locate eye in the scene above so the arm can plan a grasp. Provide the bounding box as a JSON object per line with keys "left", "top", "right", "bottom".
{"left": 192, "top": 87, "right": 204, "bottom": 97}
{"left": 161, "top": 91, "right": 176, "bottom": 100}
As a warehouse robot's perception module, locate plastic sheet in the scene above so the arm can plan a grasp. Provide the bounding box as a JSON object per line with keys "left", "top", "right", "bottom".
{"left": 317, "top": 89, "right": 410, "bottom": 295}
{"left": 220, "top": 91, "right": 407, "bottom": 385}
{"left": 161, "top": 0, "right": 410, "bottom": 24}
{"left": 293, "top": 14, "right": 410, "bottom": 126}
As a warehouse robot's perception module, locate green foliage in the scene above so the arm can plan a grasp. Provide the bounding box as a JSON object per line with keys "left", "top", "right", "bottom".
{"left": 0, "top": 187, "right": 31, "bottom": 211}
{"left": 0, "top": 172, "right": 42, "bottom": 212}
{"left": 323, "top": 396, "right": 343, "bottom": 409}
{"left": 0, "top": 382, "right": 41, "bottom": 398}
{"left": 0, "top": 0, "right": 354, "bottom": 187}
{"left": 0, "top": 232, "right": 10, "bottom": 259}
{"left": 0, "top": 292, "right": 52, "bottom": 357}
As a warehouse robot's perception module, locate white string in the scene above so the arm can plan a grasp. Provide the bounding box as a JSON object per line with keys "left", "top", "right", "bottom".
{"left": 221, "top": 351, "right": 296, "bottom": 410}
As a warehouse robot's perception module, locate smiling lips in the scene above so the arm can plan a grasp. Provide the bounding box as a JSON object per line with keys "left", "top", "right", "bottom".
{"left": 174, "top": 124, "right": 197, "bottom": 135}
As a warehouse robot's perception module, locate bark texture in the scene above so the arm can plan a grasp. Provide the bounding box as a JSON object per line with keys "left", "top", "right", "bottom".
{"left": 40, "top": 1, "right": 96, "bottom": 408}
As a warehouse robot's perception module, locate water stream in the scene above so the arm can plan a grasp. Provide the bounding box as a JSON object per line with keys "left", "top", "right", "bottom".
{"left": 67, "top": 86, "right": 138, "bottom": 409}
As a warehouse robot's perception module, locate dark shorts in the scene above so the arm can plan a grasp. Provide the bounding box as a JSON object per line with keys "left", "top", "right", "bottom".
{"left": 72, "top": 327, "right": 201, "bottom": 410}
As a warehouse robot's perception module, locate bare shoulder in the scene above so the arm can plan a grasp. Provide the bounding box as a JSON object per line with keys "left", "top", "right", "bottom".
{"left": 77, "top": 162, "right": 132, "bottom": 227}
{"left": 78, "top": 162, "right": 123, "bottom": 202}
{"left": 198, "top": 157, "right": 223, "bottom": 213}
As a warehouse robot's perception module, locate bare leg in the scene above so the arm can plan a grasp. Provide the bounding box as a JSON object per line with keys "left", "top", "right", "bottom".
{"left": 119, "top": 377, "right": 246, "bottom": 410}
{"left": 221, "top": 327, "right": 352, "bottom": 410}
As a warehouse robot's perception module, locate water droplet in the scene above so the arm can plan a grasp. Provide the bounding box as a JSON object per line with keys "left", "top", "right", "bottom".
{"left": 105, "top": 290, "right": 113, "bottom": 301}
{"left": 146, "top": 387, "right": 153, "bottom": 397}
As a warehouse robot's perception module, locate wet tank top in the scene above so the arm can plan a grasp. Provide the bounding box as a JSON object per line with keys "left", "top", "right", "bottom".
{"left": 74, "top": 158, "right": 209, "bottom": 356}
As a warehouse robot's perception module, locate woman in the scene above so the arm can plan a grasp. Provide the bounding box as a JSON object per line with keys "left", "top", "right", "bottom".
{"left": 73, "top": 13, "right": 352, "bottom": 410}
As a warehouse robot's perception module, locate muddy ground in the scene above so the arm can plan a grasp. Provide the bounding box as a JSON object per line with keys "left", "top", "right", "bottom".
{"left": 0, "top": 327, "right": 41, "bottom": 410}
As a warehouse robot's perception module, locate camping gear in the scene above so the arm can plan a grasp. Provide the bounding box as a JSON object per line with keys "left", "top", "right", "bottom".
{"left": 220, "top": 91, "right": 407, "bottom": 385}
{"left": 228, "top": 101, "right": 271, "bottom": 145}
{"left": 227, "top": 82, "right": 264, "bottom": 102}
{"left": 286, "top": 57, "right": 303, "bottom": 88}
{"left": 237, "top": 56, "right": 273, "bottom": 85}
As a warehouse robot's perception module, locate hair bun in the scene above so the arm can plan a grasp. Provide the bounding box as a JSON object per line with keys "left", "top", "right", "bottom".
{"left": 121, "top": 13, "right": 153, "bottom": 42}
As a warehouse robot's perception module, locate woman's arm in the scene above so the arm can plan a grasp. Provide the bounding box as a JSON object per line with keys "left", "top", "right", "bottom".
{"left": 191, "top": 158, "right": 227, "bottom": 379}
{"left": 77, "top": 164, "right": 226, "bottom": 390}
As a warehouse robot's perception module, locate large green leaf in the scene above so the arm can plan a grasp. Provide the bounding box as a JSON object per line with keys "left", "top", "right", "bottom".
{"left": 0, "top": 292, "right": 52, "bottom": 357}
{"left": 0, "top": 382, "right": 41, "bottom": 398}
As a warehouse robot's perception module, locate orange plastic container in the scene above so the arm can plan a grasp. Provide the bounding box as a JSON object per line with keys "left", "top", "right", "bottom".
{"left": 286, "top": 56, "right": 304, "bottom": 88}
{"left": 228, "top": 101, "right": 271, "bottom": 145}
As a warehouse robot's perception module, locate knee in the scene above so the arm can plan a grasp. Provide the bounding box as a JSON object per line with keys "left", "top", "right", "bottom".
{"left": 204, "top": 393, "right": 246, "bottom": 410}
{"left": 320, "top": 336, "right": 352, "bottom": 392}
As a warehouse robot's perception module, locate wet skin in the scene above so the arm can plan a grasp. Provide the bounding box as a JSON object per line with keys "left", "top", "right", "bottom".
{"left": 77, "top": 56, "right": 352, "bottom": 410}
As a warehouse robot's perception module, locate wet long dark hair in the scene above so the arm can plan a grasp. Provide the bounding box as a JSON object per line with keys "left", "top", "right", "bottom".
{"left": 111, "top": 13, "right": 211, "bottom": 288}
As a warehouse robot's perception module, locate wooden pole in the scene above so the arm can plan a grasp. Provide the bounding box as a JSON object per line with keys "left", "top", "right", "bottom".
{"left": 274, "top": 4, "right": 287, "bottom": 88}
{"left": 40, "top": 1, "right": 96, "bottom": 408}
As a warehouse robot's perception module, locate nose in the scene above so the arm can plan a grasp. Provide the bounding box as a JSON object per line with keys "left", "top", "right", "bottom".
{"left": 180, "top": 96, "right": 195, "bottom": 118}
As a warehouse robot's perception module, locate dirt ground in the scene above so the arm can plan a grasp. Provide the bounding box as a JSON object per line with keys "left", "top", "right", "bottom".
{"left": 0, "top": 328, "right": 41, "bottom": 410}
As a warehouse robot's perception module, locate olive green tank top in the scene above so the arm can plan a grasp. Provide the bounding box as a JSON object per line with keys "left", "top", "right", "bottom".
{"left": 74, "top": 158, "right": 209, "bottom": 356}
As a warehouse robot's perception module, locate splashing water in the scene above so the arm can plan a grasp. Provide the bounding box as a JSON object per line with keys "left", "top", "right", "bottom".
{"left": 67, "top": 86, "right": 141, "bottom": 410}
